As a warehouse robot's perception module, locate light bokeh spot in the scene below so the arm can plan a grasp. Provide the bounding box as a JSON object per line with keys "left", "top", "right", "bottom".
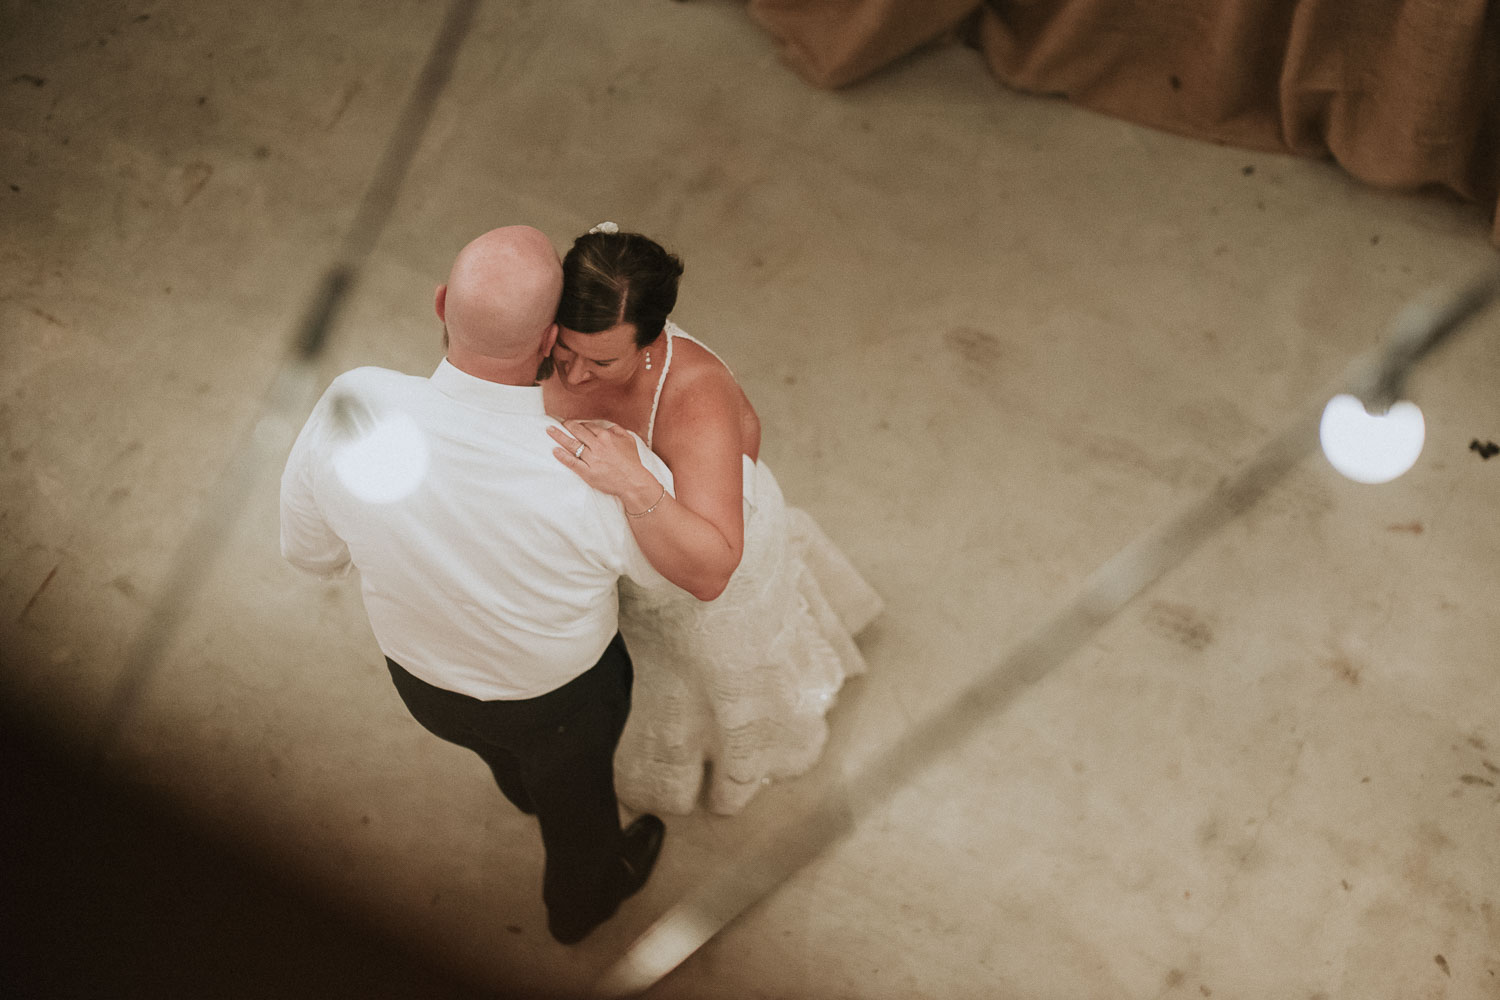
{"left": 333, "top": 410, "right": 430, "bottom": 503}
{"left": 1319, "top": 393, "right": 1425, "bottom": 484}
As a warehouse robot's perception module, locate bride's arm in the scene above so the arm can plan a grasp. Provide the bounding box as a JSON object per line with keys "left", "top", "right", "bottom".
{"left": 548, "top": 377, "right": 745, "bottom": 602}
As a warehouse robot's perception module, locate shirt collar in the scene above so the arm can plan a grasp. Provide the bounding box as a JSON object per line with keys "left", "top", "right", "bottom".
{"left": 430, "top": 359, "right": 547, "bottom": 416}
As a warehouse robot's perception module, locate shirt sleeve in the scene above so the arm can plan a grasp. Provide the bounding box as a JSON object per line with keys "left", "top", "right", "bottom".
{"left": 279, "top": 390, "right": 352, "bottom": 577}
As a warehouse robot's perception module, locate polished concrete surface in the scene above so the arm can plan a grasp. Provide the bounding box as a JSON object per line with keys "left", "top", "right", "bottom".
{"left": 2, "top": 2, "right": 1498, "bottom": 998}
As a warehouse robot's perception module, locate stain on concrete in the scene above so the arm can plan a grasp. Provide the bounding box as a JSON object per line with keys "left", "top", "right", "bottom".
{"left": 1146, "top": 600, "right": 1214, "bottom": 650}
{"left": 179, "top": 161, "right": 213, "bottom": 204}
{"left": 1416, "top": 823, "right": 1452, "bottom": 851}
{"left": 943, "top": 325, "right": 1008, "bottom": 383}
{"left": 1459, "top": 774, "right": 1495, "bottom": 787}
{"left": 1195, "top": 816, "right": 1220, "bottom": 847}
{"left": 1172, "top": 398, "right": 1263, "bottom": 451}
{"left": 1386, "top": 521, "right": 1423, "bottom": 534}
{"left": 1435, "top": 954, "right": 1450, "bottom": 976}
{"left": 109, "top": 440, "right": 143, "bottom": 466}
{"left": 1319, "top": 653, "right": 1361, "bottom": 685}
{"left": 109, "top": 575, "right": 137, "bottom": 599}
{"left": 1056, "top": 423, "right": 1217, "bottom": 489}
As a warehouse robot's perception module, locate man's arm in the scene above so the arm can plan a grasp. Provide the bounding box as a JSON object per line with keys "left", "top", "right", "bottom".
{"left": 279, "top": 394, "right": 352, "bottom": 577}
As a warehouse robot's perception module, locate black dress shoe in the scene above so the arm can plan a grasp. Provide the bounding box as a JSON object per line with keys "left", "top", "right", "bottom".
{"left": 546, "top": 817, "right": 666, "bottom": 945}
{"left": 619, "top": 814, "right": 665, "bottom": 899}
{"left": 548, "top": 909, "right": 609, "bottom": 946}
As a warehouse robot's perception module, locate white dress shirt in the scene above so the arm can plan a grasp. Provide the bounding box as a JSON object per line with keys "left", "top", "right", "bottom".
{"left": 280, "top": 360, "right": 675, "bottom": 700}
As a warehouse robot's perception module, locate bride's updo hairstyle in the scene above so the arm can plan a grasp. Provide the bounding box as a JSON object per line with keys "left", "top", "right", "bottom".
{"left": 557, "top": 228, "right": 684, "bottom": 348}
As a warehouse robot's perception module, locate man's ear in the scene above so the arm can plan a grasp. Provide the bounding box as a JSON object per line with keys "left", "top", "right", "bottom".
{"left": 434, "top": 284, "right": 447, "bottom": 322}
{"left": 541, "top": 321, "right": 559, "bottom": 356}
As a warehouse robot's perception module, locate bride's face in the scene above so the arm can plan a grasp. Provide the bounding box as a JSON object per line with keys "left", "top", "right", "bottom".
{"left": 552, "top": 322, "right": 644, "bottom": 392}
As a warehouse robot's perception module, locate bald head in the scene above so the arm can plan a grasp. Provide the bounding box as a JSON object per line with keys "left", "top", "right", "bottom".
{"left": 439, "top": 226, "right": 561, "bottom": 374}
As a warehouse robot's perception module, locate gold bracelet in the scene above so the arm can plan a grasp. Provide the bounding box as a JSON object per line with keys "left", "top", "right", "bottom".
{"left": 625, "top": 483, "right": 667, "bottom": 518}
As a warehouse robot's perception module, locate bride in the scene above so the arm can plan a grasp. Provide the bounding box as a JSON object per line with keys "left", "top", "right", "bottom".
{"left": 542, "top": 223, "right": 882, "bottom": 815}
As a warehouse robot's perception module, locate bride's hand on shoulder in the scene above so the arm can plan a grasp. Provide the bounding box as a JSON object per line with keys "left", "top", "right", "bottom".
{"left": 549, "top": 420, "right": 661, "bottom": 502}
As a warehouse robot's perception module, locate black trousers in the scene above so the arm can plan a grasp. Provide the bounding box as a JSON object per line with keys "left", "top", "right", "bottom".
{"left": 385, "top": 634, "right": 634, "bottom": 934}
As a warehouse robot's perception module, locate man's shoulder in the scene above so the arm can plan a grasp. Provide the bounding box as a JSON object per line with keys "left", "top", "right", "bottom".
{"left": 330, "top": 365, "right": 428, "bottom": 396}
{"left": 320, "top": 366, "right": 440, "bottom": 418}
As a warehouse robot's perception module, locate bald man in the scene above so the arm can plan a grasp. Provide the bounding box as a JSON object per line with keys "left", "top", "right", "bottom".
{"left": 280, "top": 226, "right": 674, "bottom": 945}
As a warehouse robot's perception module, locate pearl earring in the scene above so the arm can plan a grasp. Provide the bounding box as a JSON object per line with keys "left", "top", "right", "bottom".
{"left": 645, "top": 350, "right": 652, "bottom": 372}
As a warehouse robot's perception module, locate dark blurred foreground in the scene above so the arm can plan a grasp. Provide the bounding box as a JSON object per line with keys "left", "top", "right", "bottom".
{"left": 0, "top": 702, "right": 514, "bottom": 1000}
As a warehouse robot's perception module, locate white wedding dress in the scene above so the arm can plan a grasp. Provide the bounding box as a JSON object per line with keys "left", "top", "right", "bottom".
{"left": 614, "top": 322, "right": 883, "bottom": 815}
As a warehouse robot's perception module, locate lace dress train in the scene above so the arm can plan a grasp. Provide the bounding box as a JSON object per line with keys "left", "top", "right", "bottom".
{"left": 615, "top": 455, "right": 882, "bottom": 815}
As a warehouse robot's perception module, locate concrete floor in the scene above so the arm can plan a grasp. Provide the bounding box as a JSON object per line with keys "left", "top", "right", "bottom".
{"left": 3, "top": 1, "right": 1498, "bottom": 997}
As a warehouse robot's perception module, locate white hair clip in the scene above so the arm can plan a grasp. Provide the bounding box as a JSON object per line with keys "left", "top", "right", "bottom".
{"left": 588, "top": 221, "right": 620, "bottom": 235}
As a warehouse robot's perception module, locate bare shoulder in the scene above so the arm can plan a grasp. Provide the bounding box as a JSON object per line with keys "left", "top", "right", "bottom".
{"left": 663, "top": 337, "right": 741, "bottom": 407}
{"left": 655, "top": 337, "right": 759, "bottom": 458}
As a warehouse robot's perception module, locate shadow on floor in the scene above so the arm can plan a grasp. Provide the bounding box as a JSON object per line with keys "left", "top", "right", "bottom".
{"left": 0, "top": 700, "right": 523, "bottom": 1000}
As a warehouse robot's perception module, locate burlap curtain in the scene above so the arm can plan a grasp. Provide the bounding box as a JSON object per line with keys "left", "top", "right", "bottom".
{"left": 747, "top": 0, "right": 1500, "bottom": 245}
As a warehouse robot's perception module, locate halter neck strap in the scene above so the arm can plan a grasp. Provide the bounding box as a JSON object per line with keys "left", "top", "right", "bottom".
{"left": 645, "top": 324, "right": 673, "bottom": 450}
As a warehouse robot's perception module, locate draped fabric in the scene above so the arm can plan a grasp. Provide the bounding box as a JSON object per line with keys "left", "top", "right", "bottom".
{"left": 747, "top": 0, "right": 979, "bottom": 88}
{"left": 747, "top": 0, "right": 1500, "bottom": 245}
